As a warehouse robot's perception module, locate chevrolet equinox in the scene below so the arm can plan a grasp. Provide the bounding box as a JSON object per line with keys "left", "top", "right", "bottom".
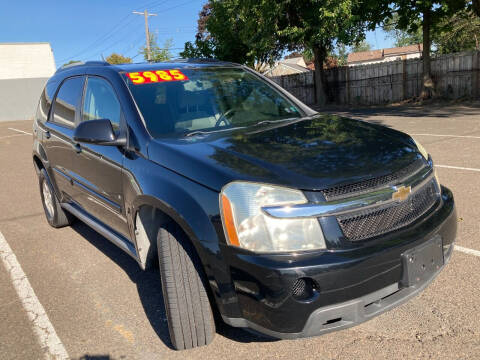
{"left": 32, "top": 60, "right": 457, "bottom": 350}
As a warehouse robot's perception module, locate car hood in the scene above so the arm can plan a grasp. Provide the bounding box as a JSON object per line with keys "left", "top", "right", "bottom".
{"left": 147, "top": 114, "right": 422, "bottom": 192}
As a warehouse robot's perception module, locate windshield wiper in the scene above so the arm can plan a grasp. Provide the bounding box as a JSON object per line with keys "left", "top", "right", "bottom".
{"left": 183, "top": 126, "right": 245, "bottom": 137}
{"left": 255, "top": 117, "right": 299, "bottom": 126}
{"left": 184, "top": 130, "right": 210, "bottom": 137}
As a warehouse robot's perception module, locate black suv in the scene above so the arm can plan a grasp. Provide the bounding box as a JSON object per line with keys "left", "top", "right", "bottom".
{"left": 33, "top": 60, "right": 456, "bottom": 350}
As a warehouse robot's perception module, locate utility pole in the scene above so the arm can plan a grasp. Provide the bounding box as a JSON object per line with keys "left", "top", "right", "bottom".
{"left": 133, "top": 10, "right": 157, "bottom": 61}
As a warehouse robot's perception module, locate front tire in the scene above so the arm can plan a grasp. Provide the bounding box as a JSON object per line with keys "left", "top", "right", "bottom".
{"left": 157, "top": 224, "right": 215, "bottom": 350}
{"left": 38, "top": 169, "right": 74, "bottom": 228}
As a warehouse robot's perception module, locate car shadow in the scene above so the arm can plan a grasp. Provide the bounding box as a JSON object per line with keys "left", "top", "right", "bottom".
{"left": 70, "top": 222, "right": 278, "bottom": 349}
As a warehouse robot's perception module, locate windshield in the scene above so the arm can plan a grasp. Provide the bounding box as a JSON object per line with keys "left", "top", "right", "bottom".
{"left": 124, "top": 67, "right": 302, "bottom": 137}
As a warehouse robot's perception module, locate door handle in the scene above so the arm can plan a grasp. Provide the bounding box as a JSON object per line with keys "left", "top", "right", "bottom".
{"left": 73, "top": 143, "right": 82, "bottom": 153}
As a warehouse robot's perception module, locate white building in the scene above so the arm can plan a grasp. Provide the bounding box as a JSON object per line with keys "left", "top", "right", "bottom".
{"left": 0, "top": 42, "right": 56, "bottom": 121}
{"left": 347, "top": 44, "right": 423, "bottom": 66}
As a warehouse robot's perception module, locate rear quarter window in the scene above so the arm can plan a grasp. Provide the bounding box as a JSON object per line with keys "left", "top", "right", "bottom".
{"left": 35, "top": 81, "right": 58, "bottom": 123}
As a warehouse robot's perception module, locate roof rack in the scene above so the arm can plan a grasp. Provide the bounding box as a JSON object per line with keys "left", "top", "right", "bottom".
{"left": 56, "top": 60, "right": 110, "bottom": 73}
{"left": 165, "top": 58, "right": 224, "bottom": 63}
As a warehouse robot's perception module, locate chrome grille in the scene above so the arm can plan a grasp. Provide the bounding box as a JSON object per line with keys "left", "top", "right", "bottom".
{"left": 321, "top": 159, "right": 425, "bottom": 201}
{"left": 337, "top": 179, "right": 439, "bottom": 242}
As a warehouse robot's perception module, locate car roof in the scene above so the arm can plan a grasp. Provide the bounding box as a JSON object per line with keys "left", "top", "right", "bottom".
{"left": 56, "top": 59, "right": 242, "bottom": 76}
{"left": 114, "top": 59, "right": 242, "bottom": 72}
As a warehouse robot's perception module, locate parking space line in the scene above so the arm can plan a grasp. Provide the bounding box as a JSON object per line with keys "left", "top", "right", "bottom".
{"left": 435, "top": 165, "right": 480, "bottom": 172}
{"left": 8, "top": 127, "right": 32, "bottom": 136}
{"left": 411, "top": 133, "right": 480, "bottom": 139}
{"left": 0, "top": 231, "right": 69, "bottom": 360}
{"left": 455, "top": 245, "right": 480, "bottom": 257}
{"left": 0, "top": 133, "right": 29, "bottom": 140}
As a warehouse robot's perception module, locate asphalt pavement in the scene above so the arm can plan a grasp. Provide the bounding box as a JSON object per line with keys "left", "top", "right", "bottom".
{"left": 0, "top": 104, "right": 479, "bottom": 359}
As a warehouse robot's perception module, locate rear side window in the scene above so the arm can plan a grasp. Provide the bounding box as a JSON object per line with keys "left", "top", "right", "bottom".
{"left": 52, "top": 77, "right": 84, "bottom": 127}
{"left": 35, "top": 81, "right": 58, "bottom": 123}
{"left": 82, "top": 77, "right": 121, "bottom": 129}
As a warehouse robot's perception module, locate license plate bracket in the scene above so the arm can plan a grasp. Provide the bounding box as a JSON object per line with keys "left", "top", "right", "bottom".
{"left": 401, "top": 235, "right": 444, "bottom": 287}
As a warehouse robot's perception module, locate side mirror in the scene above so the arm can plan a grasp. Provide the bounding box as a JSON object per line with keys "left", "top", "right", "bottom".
{"left": 73, "top": 119, "right": 126, "bottom": 146}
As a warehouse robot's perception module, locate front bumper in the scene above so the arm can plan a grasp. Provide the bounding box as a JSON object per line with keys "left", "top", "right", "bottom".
{"left": 220, "top": 186, "right": 456, "bottom": 338}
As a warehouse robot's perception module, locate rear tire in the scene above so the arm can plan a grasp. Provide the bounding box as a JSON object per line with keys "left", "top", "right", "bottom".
{"left": 39, "top": 169, "right": 74, "bottom": 228}
{"left": 157, "top": 224, "right": 215, "bottom": 350}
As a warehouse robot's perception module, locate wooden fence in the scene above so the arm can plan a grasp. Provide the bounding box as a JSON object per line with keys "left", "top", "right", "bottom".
{"left": 271, "top": 51, "right": 480, "bottom": 106}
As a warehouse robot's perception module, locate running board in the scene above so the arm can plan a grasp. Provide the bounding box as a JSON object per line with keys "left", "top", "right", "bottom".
{"left": 61, "top": 203, "right": 138, "bottom": 260}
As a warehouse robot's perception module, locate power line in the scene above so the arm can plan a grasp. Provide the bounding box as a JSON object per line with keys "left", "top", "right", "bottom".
{"left": 57, "top": 14, "right": 134, "bottom": 63}
{"left": 150, "top": 0, "right": 199, "bottom": 14}
{"left": 59, "top": 0, "right": 200, "bottom": 63}
{"left": 57, "top": 0, "right": 171, "bottom": 63}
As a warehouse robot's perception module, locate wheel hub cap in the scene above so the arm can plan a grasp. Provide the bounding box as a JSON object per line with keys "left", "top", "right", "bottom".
{"left": 42, "top": 181, "right": 54, "bottom": 218}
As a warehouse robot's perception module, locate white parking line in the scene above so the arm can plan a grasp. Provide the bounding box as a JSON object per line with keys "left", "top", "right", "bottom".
{"left": 8, "top": 127, "right": 32, "bottom": 136}
{"left": 0, "top": 231, "right": 69, "bottom": 360}
{"left": 0, "top": 133, "right": 29, "bottom": 140}
{"left": 436, "top": 165, "right": 480, "bottom": 172}
{"left": 412, "top": 133, "right": 480, "bottom": 139}
{"left": 455, "top": 245, "right": 480, "bottom": 257}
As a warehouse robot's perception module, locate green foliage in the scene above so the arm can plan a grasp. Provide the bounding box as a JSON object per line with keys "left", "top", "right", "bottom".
{"left": 141, "top": 34, "right": 173, "bottom": 62}
{"left": 369, "top": 0, "right": 467, "bottom": 44}
{"left": 434, "top": 10, "right": 480, "bottom": 53}
{"left": 383, "top": 13, "right": 423, "bottom": 47}
{"left": 181, "top": 0, "right": 366, "bottom": 69}
{"left": 366, "top": 0, "right": 468, "bottom": 97}
{"left": 335, "top": 43, "right": 349, "bottom": 66}
{"left": 105, "top": 53, "right": 132, "bottom": 64}
{"left": 180, "top": 39, "right": 214, "bottom": 59}
{"left": 180, "top": 1, "right": 270, "bottom": 66}
{"left": 351, "top": 40, "right": 372, "bottom": 53}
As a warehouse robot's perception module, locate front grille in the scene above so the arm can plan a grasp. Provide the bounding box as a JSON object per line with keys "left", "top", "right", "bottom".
{"left": 337, "top": 179, "right": 439, "bottom": 242}
{"left": 321, "top": 159, "right": 425, "bottom": 201}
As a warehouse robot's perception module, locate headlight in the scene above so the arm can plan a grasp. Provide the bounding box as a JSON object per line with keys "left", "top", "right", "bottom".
{"left": 220, "top": 182, "right": 326, "bottom": 253}
{"left": 412, "top": 137, "right": 429, "bottom": 160}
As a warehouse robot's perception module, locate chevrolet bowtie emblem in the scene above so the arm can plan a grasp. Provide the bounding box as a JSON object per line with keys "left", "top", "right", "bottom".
{"left": 392, "top": 186, "right": 411, "bottom": 202}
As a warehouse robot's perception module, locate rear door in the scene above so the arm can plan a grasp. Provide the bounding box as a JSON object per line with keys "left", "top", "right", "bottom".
{"left": 42, "top": 76, "right": 85, "bottom": 200}
{"left": 69, "top": 76, "right": 129, "bottom": 238}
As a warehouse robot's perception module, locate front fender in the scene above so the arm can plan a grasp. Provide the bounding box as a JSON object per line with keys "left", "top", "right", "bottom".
{"left": 122, "top": 154, "right": 241, "bottom": 318}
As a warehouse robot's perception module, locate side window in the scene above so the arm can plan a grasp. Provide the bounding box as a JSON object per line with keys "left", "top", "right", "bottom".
{"left": 35, "top": 88, "right": 49, "bottom": 123}
{"left": 52, "top": 77, "right": 84, "bottom": 127}
{"left": 82, "top": 77, "right": 121, "bottom": 129}
{"left": 35, "top": 81, "right": 58, "bottom": 123}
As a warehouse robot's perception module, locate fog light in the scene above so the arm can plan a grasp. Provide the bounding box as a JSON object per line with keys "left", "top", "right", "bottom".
{"left": 292, "top": 278, "right": 318, "bottom": 301}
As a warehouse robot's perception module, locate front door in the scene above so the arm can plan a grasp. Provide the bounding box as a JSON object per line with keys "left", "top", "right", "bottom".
{"left": 70, "top": 76, "right": 129, "bottom": 238}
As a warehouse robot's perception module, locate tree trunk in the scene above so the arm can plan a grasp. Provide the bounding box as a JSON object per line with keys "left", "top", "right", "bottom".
{"left": 421, "top": 8, "right": 435, "bottom": 99}
{"left": 313, "top": 46, "right": 327, "bottom": 106}
{"left": 473, "top": 0, "right": 480, "bottom": 18}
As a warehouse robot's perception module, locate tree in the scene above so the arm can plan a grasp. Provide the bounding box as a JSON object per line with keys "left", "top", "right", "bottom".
{"left": 241, "top": 0, "right": 367, "bottom": 105}
{"left": 435, "top": 9, "right": 480, "bottom": 53}
{"left": 180, "top": 1, "right": 282, "bottom": 67}
{"left": 141, "top": 35, "right": 173, "bottom": 62}
{"left": 473, "top": 0, "right": 480, "bottom": 17}
{"left": 367, "top": 0, "right": 467, "bottom": 99}
{"left": 383, "top": 13, "right": 422, "bottom": 47}
{"left": 105, "top": 53, "right": 132, "bottom": 64}
{"left": 351, "top": 40, "right": 372, "bottom": 53}
{"left": 335, "top": 43, "right": 349, "bottom": 66}
{"left": 182, "top": 0, "right": 367, "bottom": 105}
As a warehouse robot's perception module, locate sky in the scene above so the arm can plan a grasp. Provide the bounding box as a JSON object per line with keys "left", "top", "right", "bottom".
{"left": 0, "top": 0, "right": 395, "bottom": 68}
